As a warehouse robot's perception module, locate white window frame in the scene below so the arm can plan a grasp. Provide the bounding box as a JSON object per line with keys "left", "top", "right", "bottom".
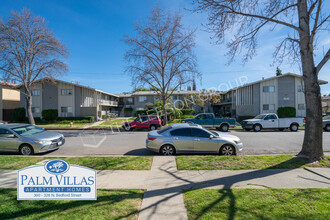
{"left": 263, "top": 86, "right": 275, "bottom": 93}
{"left": 61, "top": 106, "right": 73, "bottom": 113}
{"left": 61, "top": 89, "right": 73, "bottom": 96}
{"left": 31, "top": 89, "right": 40, "bottom": 96}
{"left": 263, "top": 104, "right": 275, "bottom": 111}
{"left": 297, "top": 85, "right": 304, "bottom": 92}
{"left": 138, "top": 96, "right": 147, "bottom": 102}
{"left": 32, "top": 107, "right": 40, "bottom": 114}
{"left": 298, "top": 104, "right": 305, "bottom": 110}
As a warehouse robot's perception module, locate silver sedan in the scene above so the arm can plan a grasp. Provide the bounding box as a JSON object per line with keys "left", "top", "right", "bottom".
{"left": 0, "top": 124, "right": 65, "bottom": 155}
{"left": 146, "top": 123, "right": 243, "bottom": 156}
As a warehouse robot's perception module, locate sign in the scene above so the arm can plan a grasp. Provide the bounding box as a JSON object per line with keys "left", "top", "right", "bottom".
{"left": 17, "top": 159, "right": 97, "bottom": 200}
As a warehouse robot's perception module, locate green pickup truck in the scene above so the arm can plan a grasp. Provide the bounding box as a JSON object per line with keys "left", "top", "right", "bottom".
{"left": 181, "top": 113, "right": 236, "bottom": 132}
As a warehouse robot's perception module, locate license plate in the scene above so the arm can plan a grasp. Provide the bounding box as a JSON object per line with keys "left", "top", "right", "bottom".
{"left": 57, "top": 141, "right": 62, "bottom": 146}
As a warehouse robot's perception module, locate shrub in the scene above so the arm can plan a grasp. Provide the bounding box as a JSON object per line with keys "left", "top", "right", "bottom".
{"left": 180, "top": 114, "right": 195, "bottom": 119}
{"left": 181, "top": 109, "right": 195, "bottom": 115}
{"left": 13, "top": 108, "right": 26, "bottom": 122}
{"left": 57, "top": 116, "right": 95, "bottom": 123}
{"left": 277, "top": 107, "right": 296, "bottom": 118}
{"left": 124, "top": 107, "right": 133, "bottom": 112}
{"left": 42, "top": 109, "right": 58, "bottom": 121}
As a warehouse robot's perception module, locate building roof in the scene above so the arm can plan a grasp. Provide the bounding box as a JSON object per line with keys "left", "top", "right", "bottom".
{"left": 0, "top": 81, "right": 19, "bottom": 87}
{"left": 16, "top": 78, "right": 119, "bottom": 98}
{"left": 227, "top": 73, "right": 328, "bottom": 92}
{"left": 118, "top": 90, "right": 199, "bottom": 97}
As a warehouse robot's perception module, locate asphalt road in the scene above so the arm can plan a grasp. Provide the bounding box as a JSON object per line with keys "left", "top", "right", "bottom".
{"left": 39, "top": 129, "right": 330, "bottom": 157}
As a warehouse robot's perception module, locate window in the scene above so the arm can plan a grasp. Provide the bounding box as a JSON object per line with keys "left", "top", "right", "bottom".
{"left": 31, "top": 90, "right": 40, "bottom": 96}
{"left": 196, "top": 114, "right": 206, "bottom": 120}
{"left": 191, "top": 128, "right": 211, "bottom": 138}
{"left": 61, "top": 107, "right": 73, "bottom": 113}
{"left": 263, "top": 86, "right": 275, "bottom": 93}
{"left": 157, "top": 126, "right": 172, "bottom": 134}
{"left": 0, "top": 129, "right": 12, "bottom": 137}
{"left": 127, "top": 98, "right": 133, "bottom": 103}
{"left": 138, "top": 96, "right": 147, "bottom": 102}
{"left": 32, "top": 107, "right": 40, "bottom": 114}
{"left": 136, "top": 108, "right": 144, "bottom": 111}
{"left": 298, "top": 104, "right": 305, "bottom": 110}
{"left": 150, "top": 116, "right": 159, "bottom": 120}
{"left": 264, "top": 114, "right": 277, "bottom": 120}
{"left": 297, "top": 85, "right": 304, "bottom": 92}
{"left": 263, "top": 104, "right": 275, "bottom": 111}
{"left": 12, "top": 125, "right": 44, "bottom": 136}
{"left": 170, "top": 128, "right": 191, "bottom": 137}
{"left": 61, "top": 89, "right": 72, "bottom": 96}
{"left": 141, "top": 116, "right": 149, "bottom": 122}
{"left": 207, "top": 114, "right": 213, "bottom": 119}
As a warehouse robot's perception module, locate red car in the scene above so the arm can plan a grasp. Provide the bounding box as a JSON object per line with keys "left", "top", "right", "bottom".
{"left": 123, "top": 115, "right": 162, "bottom": 131}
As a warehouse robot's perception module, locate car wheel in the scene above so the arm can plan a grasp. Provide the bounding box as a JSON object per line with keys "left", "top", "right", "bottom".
{"left": 220, "top": 124, "right": 229, "bottom": 132}
{"left": 220, "top": 144, "right": 235, "bottom": 156}
{"left": 325, "top": 124, "right": 330, "bottom": 132}
{"left": 124, "top": 124, "right": 132, "bottom": 131}
{"left": 150, "top": 125, "right": 156, "bottom": 131}
{"left": 244, "top": 128, "right": 251, "bottom": 131}
{"left": 290, "top": 124, "right": 298, "bottom": 132}
{"left": 19, "top": 144, "right": 34, "bottom": 156}
{"left": 160, "top": 145, "right": 176, "bottom": 156}
{"left": 279, "top": 128, "right": 285, "bottom": 131}
{"left": 253, "top": 124, "right": 262, "bottom": 132}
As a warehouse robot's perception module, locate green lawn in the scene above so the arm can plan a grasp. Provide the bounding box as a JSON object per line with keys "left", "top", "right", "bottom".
{"left": 0, "top": 156, "right": 153, "bottom": 170}
{"left": 176, "top": 155, "right": 330, "bottom": 170}
{"left": 0, "top": 188, "right": 144, "bottom": 220}
{"left": 38, "top": 124, "right": 89, "bottom": 129}
{"left": 183, "top": 188, "right": 330, "bottom": 220}
{"left": 99, "top": 118, "right": 135, "bottom": 126}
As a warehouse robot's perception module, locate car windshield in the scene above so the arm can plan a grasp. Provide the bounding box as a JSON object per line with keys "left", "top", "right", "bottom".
{"left": 157, "top": 126, "right": 172, "bottom": 134}
{"left": 323, "top": 115, "right": 330, "bottom": 120}
{"left": 254, "top": 114, "right": 266, "bottom": 119}
{"left": 12, "top": 125, "right": 45, "bottom": 136}
{"left": 210, "top": 131, "right": 219, "bottom": 137}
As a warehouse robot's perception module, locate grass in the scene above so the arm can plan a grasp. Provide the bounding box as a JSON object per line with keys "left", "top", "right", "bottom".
{"left": 183, "top": 188, "right": 330, "bottom": 220}
{"left": 0, "top": 188, "right": 144, "bottom": 220}
{"left": 176, "top": 154, "right": 330, "bottom": 170}
{"left": 0, "top": 156, "right": 153, "bottom": 170}
{"left": 99, "top": 118, "right": 135, "bottom": 126}
{"left": 37, "top": 124, "right": 89, "bottom": 129}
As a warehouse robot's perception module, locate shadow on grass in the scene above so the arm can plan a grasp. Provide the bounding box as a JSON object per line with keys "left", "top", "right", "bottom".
{"left": 0, "top": 189, "right": 143, "bottom": 220}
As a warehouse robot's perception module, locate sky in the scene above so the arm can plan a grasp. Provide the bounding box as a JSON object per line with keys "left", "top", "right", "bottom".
{"left": 1, "top": 0, "right": 329, "bottom": 95}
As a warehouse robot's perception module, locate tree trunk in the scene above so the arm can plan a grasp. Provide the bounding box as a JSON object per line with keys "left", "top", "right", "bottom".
{"left": 162, "top": 95, "right": 168, "bottom": 125}
{"left": 297, "top": 0, "right": 324, "bottom": 161}
{"left": 25, "top": 88, "right": 35, "bottom": 125}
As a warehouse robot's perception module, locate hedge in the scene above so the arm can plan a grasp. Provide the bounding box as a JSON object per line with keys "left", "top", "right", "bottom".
{"left": 13, "top": 108, "right": 26, "bottom": 122}
{"left": 42, "top": 109, "right": 58, "bottom": 121}
{"left": 277, "top": 107, "right": 296, "bottom": 118}
{"left": 181, "top": 109, "right": 195, "bottom": 115}
{"left": 57, "top": 116, "right": 95, "bottom": 122}
{"left": 180, "top": 115, "right": 195, "bottom": 119}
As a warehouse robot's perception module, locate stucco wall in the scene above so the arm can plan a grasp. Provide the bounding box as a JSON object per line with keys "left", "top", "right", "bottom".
{"left": 42, "top": 82, "right": 58, "bottom": 110}
{"left": 278, "top": 76, "right": 295, "bottom": 108}
{"left": 80, "top": 107, "right": 97, "bottom": 117}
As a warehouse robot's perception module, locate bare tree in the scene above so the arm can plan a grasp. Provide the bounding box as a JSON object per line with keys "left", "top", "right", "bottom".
{"left": 0, "top": 9, "right": 68, "bottom": 124}
{"left": 193, "top": 89, "right": 222, "bottom": 113}
{"left": 123, "top": 6, "right": 200, "bottom": 125}
{"left": 193, "top": 0, "right": 329, "bottom": 161}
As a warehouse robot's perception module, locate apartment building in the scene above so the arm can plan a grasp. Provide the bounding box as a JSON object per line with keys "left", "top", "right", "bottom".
{"left": 118, "top": 90, "right": 200, "bottom": 116}
{"left": 0, "top": 81, "right": 20, "bottom": 121}
{"left": 19, "top": 79, "right": 119, "bottom": 120}
{"left": 213, "top": 73, "right": 328, "bottom": 118}
{"left": 322, "top": 96, "right": 330, "bottom": 115}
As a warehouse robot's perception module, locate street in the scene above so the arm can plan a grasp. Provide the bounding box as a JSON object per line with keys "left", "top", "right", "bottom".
{"left": 37, "top": 129, "right": 330, "bottom": 157}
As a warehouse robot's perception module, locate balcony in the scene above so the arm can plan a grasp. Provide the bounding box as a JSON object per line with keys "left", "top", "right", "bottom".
{"left": 99, "top": 100, "right": 119, "bottom": 106}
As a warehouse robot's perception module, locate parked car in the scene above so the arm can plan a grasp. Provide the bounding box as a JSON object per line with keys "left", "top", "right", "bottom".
{"left": 181, "top": 113, "right": 236, "bottom": 132}
{"left": 123, "top": 115, "right": 162, "bottom": 131}
{"left": 323, "top": 115, "right": 330, "bottom": 132}
{"left": 241, "top": 113, "right": 304, "bottom": 132}
{"left": 146, "top": 123, "right": 243, "bottom": 156}
{"left": 0, "top": 124, "right": 65, "bottom": 155}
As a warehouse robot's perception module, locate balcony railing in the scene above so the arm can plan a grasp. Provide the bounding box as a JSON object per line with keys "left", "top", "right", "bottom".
{"left": 99, "top": 100, "right": 119, "bottom": 106}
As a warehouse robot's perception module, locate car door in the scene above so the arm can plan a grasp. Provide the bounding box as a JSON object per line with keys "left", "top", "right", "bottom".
{"left": 133, "top": 117, "right": 143, "bottom": 128}
{"left": 140, "top": 116, "right": 150, "bottom": 128}
{"left": 194, "top": 114, "right": 207, "bottom": 126}
{"left": 191, "top": 128, "right": 219, "bottom": 152}
{"left": 0, "top": 128, "right": 21, "bottom": 152}
{"left": 262, "top": 114, "right": 278, "bottom": 128}
{"left": 203, "top": 114, "right": 214, "bottom": 128}
{"left": 169, "top": 128, "right": 194, "bottom": 152}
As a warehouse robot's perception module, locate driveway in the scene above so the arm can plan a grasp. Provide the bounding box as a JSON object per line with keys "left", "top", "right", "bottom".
{"left": 38, "top": 129, "right": 330, "bottom": 157}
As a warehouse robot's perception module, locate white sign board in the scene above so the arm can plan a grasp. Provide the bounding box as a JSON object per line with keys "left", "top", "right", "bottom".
{"left": 18, "top": 159, "right": 97, "bottom": 200}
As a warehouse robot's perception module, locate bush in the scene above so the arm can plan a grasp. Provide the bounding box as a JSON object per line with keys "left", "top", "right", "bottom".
{"left": 181, "top": 109, "right": 195, "bottom": 115}
{"left": 237, "top": 116, "right": 254, "bottom": 122}
{"left": 57, "top": 116, "right": 95, "bottom": 123}
{"left": 42, "top": 109, "right": 58, "bottom": 121}
{"left": 124, "top": 107, "right": 133, "bottom": 112}
{"left": 102, "top": 115, "right": 106, "bottom": 120}
{"left": 277, "top": 107, "right": 296, "bottom": 118}
{"left": 180, "top": 115, "right": 195, "bottom": 119}
{"left": 13, "top": 108, "right": 26, "bottom": 122}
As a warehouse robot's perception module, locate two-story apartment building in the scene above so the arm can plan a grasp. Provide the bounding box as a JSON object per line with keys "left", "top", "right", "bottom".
{"left": 322, "top": 96, "right": 330, "bottom": 115}
{"left": 0, "top": 81, "right": 20, "bottom": 121}
{"left": 19, "top": 79, "right": 119, "bottom": 120}
{"left": 213, "top": 73, "right": 328, "bottom": 118}
{"left": 118, "top": 90, "right": 200, "bottom": 116}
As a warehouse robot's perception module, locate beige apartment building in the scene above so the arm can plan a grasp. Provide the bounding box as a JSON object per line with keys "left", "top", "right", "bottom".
{"left": 0, "top": 81, "right": 20, "bottom": 121}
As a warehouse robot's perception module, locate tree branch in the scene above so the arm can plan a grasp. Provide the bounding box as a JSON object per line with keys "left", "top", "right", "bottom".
{"left": 316, "top": 49, "right": 330, "bottom": 74}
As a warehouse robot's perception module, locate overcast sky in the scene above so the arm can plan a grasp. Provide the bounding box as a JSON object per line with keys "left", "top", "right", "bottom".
{"left": 1, "top": 0, "right": 329, "bottom": 95}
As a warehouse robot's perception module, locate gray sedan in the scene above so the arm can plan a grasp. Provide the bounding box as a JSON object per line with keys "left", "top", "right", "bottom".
{"left": 146, "top": 123, "right": 243, "bottom": 156}
{"left": 0, "top": 124, "right": 65, "bottom": 155}
{"left": 324, "top": 116, "right": 330, "bottom": 132}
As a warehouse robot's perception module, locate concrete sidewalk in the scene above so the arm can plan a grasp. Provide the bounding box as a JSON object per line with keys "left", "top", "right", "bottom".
{"left": 0, "top": 156, "right": 329, "bottom": 220}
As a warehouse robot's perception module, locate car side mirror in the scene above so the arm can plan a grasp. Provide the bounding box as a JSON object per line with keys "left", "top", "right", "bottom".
{"left": 6, "top": 134, "right": 16, "bottom": 138}
{"left": 209, "top": 135, "right": 214, "bottom": 139}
